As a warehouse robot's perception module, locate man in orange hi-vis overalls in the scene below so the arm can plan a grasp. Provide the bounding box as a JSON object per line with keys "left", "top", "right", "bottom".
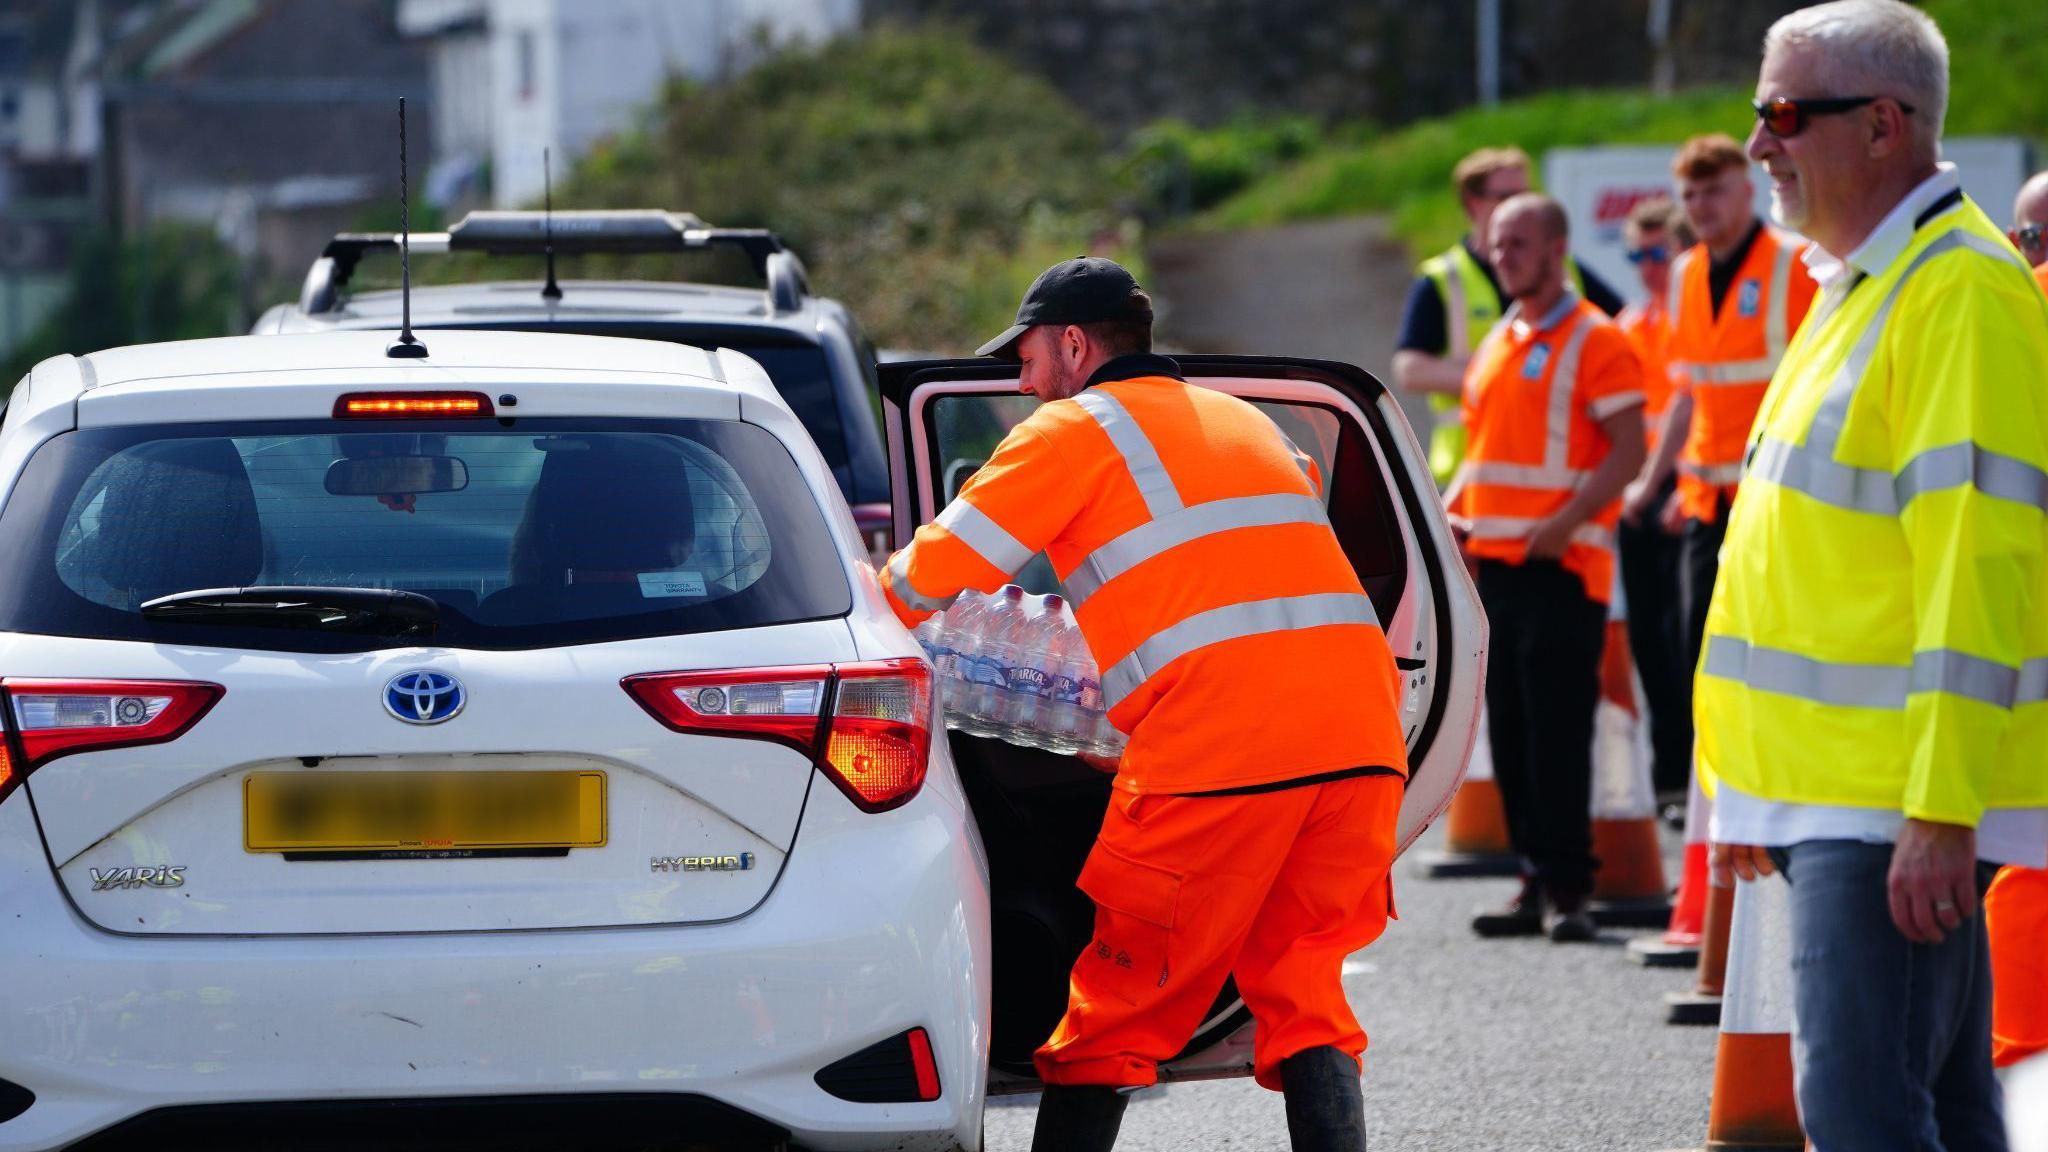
{"left": 880, "top": 257, "right": 1409, "bottom": 1152}
{"left": 1448, "top": 194, "right": 1646, "bottom": 943}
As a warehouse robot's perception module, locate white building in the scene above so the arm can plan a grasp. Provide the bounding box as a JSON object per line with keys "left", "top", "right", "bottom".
{"left": 398, "top": 0, "right": 856, "bottom": 210}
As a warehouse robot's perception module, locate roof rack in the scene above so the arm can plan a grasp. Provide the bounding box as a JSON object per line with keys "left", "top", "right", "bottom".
{"left": 297, "top": 209, "right": 811, "bottom": 317}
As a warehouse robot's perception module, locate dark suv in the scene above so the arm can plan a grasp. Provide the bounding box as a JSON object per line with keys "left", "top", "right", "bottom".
{"left": 254, "top": 210, "right": 892, "bottom": 553}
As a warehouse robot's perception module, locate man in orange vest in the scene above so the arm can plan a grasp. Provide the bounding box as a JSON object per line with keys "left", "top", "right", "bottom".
{"left": 1449, "top": 194, "right": 1647, "bottom": 942}
{"left": 881, "top": 257, "right": 1410, "bottom": 1152}
{"left": 1614, "top": 196, "right": 1696, "bottom": 803}
{"left": 1628, "top": 133, "right": 1817, "bottom": 787}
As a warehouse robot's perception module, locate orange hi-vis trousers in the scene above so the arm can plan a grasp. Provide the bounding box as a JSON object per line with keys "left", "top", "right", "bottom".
{"left": 1035, "top": 772, "right": 1401, "bottom": 1092}
{"left": 1988, "top": 864, "right": 2048, "bottom": 1069}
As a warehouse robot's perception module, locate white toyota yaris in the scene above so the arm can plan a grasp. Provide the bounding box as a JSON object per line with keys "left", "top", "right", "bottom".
{"left": 0, "top": 330, "right": 1481, "bottom": 1151}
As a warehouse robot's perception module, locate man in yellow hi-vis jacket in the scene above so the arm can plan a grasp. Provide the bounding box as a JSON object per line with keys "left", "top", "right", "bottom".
{"left": 1702, "top": 2, "right": 2048, "bottom": 1146}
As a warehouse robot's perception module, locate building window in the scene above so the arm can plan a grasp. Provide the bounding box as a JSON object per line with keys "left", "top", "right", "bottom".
{"left": 516, "top": 30, "right": 536, "bottom": 101}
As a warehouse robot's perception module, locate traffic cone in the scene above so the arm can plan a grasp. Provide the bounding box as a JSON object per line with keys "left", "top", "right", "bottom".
{"left": 1631, "top": 769, "right": 1711, "bottom": 968}
{"left": 1416, "top": 703, "right": 1524, "bottom": 878}
{"left": 1588, "top": 618, "right": 1670, "bottom": 928}
{"left": 1664, "top": 799, "right": 1733, "bottom": 1025}
{"left": 1702, "top": 874, "right": 1805, "bottom": 1151}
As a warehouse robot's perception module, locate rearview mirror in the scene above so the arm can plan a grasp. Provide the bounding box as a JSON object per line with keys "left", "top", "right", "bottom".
{"left": 325, "top": 455, "right": 469, "bottom": 496}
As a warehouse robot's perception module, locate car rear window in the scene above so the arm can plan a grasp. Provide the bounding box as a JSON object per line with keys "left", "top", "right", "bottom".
{"left": 0, "top": 418, "right": 852, "bottom": 652}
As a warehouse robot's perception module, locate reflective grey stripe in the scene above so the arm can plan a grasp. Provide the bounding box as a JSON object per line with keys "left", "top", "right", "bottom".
{"left": 1460, "top": 516, "right": 1615, "bottom": 551}
{"left": 1746, "top": 230, "right": 2035, "bottom": 513}
{"left": 1458, "top": 461, "right": 1589, "bottom": 490}
{"left": 1764, "top": 232, "right": 1795, "bottom": 361}
{"left": 935, "top": 499, "right": 1033, "bottom": 577}
{"left": 1894, "top": 441, "right": 2048, "bottom": 512}
{"left": 885, "top": 548, "right": 956, "bottom": 614}
{"left": 1679, "top": 459, "right": 1746, "bottom": 486}
{"left": 1911, "top": 649, "right": 2020, "bottom": 708}
{"left": 1441, "top": 258, "right": 1469, "bottom": 355}
{"left": 1541, "top": 315, "right": 1595, "bottom": 471}
{"left": 1672, "top": 357, "right": 1780, "bottom": 386}
{"left": 1703, "top": 636, "right": 1909, "bottom": 708}
{"left": 2022, "top": 658, "right": 2048, "bottom": 705}
{"left": 1073, "top": 391, "right": 1183, "bottom": 518}
{"left": 1668, "top": 249, "right": 1693, "bottom": 335}
{"left": 1064, "top": 493, "right": 1329, "bottom": 604}
{"left": 1588, "top": 390, "right": 1646, "bottom": 420}
{"left": 1100, "top": 592, "right": 1381, "bottom": 706}
{"left": 1747, "top": 435, "right": 1898, "bottom": 514}
{"left": 1704, "top": 635, "right": 2048, "bottom": 710}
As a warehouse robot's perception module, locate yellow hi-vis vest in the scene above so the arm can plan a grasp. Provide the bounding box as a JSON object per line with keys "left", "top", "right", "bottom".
{"left": 1420, "top": 242, "right": 1586, "bottom": 486}
{"left": 1696, "top": 193, "right": 2048, "bottom": 827}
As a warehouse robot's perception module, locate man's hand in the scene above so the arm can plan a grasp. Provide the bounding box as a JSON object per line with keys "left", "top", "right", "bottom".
{"left": 1078, "top": 750, "right": 1121, "bottom": 775}
{"left": 1524, "top": 512, "right": 1578, "bottom": 560}
{"left": 1711, "top": 842, "right": 1776, "bottom": 886}
{"left": 1888, "top": 818, "right": 1978, "bottom": 944}
{"left": 1621, "top": 477, "right": 1657, "bottom": 527}
{"left": 1657, "top": 488, "right": 1687, "bottom": 536}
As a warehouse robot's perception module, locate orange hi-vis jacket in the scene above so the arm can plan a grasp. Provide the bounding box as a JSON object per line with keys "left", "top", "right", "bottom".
{"left": 1667, "top": 224, "right": 1817, "bottom": 522}
{"left": 1448, "top": 292, "right": 1645, "bottom": 604}
{"left": 880, "top": 361, "right": 1410, "bottom": 796}
{"left": 1617, "top": 295, "right": 1675, "bottom": 455}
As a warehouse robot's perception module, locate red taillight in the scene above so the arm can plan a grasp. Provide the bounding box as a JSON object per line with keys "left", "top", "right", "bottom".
{"left": 906, "top": 1026, "right": 941, "bottom": 1102}
{"left": 0, "top": 679, "right": 224, "bottom": 784}
{"left": 333, "top": 391, "right": 494, "bottom": 418}
{"left": 0, "top": 739, "right": 15, "bottom": 805}
{"left": 622, "top": 657, "right": 933, "bottom": 813}
{"left": 622, "top": 665, "right": 833, "bottom": 755}
{"left": 823, "top": 658, "right": 932, "bottom": 813}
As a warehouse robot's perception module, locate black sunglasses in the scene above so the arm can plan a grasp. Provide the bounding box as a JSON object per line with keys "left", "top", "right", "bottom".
{"left": 1753, "top": 95, "right": 1916, "bottom": 139}
{"left": 2017, "top": 224, "right": 2047, "bottom": 251}
{"left": 1626, "top": 245, "right": 1670, "bottom": 265}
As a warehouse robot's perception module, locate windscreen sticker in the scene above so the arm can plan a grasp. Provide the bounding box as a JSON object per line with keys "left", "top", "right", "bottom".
{"left": 638, "top": 570, "right": 709, "bottom": 599}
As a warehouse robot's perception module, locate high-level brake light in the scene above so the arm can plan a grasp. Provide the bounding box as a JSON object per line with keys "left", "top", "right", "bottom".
{"left": 333, "top": 392, "right": 493, "bottom": 418}
{"left": 623, "top": 658, "right": 933, "bottom": 813}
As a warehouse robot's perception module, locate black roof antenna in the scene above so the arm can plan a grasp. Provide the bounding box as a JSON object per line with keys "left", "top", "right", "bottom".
{"left": 541, "top": 147, "right": 562, "bottom": 301}
{"left": 387, "top": 96, "right": 428, "bottom": 359}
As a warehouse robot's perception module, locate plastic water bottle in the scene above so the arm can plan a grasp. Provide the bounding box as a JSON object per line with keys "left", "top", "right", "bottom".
{"left": 1001, "top": 594, "right": 1069, "bottom": 747}
{"left": 1043, "top": 607, "right": 1091, "bottom": 754}
{"left": 926, "top": 590, "right": 984, "bottom": 719}
{"left": 960, "top": 584, "right": 1026, "bottom": 737}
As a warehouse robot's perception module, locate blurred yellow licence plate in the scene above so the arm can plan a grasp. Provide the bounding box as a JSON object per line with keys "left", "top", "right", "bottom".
{"left": 245, "top": 771, "right": 606, "bottom": 853}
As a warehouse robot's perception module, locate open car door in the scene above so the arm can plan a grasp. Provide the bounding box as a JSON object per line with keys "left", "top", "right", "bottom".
{"left": 878, "top": 355, "right": 1485, "bottom": 1091}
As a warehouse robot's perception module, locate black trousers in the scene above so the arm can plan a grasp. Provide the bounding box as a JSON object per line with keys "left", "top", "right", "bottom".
{"left": 1679, "top": 503, "right": 1731, "bottom": 694}
{"left": 1617, "top": 475, "right": 1691, "bottom": 796}
{"left": 1475, "top": 558, "right": 1606, "bottom": 901}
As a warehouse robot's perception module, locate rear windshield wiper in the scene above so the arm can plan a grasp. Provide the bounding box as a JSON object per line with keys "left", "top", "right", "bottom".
{"left": 140, "top": 586, "right": 441, "bottom": 638}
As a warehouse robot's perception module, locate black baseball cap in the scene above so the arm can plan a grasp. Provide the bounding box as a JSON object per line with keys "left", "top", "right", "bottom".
{"left": 975, "top": 256, "right": 1153, "bottom": 359}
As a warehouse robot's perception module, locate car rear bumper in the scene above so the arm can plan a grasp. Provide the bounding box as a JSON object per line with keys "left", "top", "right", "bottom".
{"left": 0, "top": 784, "right": 989, "bottom": 1152}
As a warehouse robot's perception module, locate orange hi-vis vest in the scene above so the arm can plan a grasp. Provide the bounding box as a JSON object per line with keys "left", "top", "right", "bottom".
{"left": 880, "top": 369, "right": 1410, "bottom": 796}
{"left": 1617, "top": 295, "right": 1674, "bottom": 455}
{"left": 1448, "top": 292, "right": 1645, "bottom": 604}
{"left": 1666, "top": 224, "right": 1817, "bottom": 522}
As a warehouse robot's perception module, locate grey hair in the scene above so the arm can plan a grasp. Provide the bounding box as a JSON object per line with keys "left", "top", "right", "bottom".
{"left": 1764, "top": 0, "right": 1947, "bottom": 159}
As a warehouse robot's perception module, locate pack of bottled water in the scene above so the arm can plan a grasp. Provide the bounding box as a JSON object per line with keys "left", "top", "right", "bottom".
{"left": 914, "top": 585, "right": 1126, "bottom": 759}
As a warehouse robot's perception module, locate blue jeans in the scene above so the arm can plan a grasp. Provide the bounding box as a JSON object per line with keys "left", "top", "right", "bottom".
{"left": 1771, "top": 840, "right": 2007, "bottom": 1152}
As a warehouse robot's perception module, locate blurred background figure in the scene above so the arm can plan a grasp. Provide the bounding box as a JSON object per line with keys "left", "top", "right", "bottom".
{"left": 1614, "top": 196, "right": 1695, "bottom": 809}
{"left": 1393, "top": 146, "right": 1625, "bottom": 489}
{"left": 2010, "top": 170, "right": 2048, "bottom": 292}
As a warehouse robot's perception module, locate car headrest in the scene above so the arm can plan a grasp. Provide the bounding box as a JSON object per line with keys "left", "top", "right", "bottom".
{"left": 83, "top": 437, "right": 264, "bottom": 607}
{"left": 509, "top": 436, "right": 700, "bottom": 585}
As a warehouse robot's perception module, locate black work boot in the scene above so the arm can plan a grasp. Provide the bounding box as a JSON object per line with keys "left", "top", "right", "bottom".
{"left": 1280, "top": 1045, "right": 1368, "bottom": 1152}
{"left": 1470, "top": 875, "right": 1545, "bottom": 938}
{"left": 1030, "top": 1084, "right": 1128, "bottom": 1152}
